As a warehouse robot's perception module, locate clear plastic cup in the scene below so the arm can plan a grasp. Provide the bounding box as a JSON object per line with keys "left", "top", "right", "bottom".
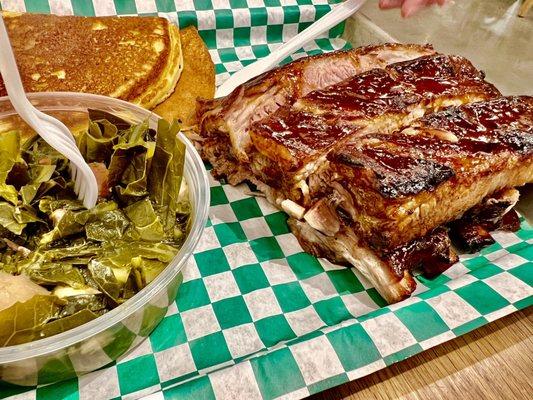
{"left": 0, "top": 92, "right": 209, "bottom": 386}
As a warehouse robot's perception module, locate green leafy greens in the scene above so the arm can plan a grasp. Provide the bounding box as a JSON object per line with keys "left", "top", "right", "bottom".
{"left": 0, "top": 111, "right": 190, "bottom": 346}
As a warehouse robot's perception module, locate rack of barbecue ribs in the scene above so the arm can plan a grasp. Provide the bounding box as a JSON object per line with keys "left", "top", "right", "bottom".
{"left": 196, "top": 44, "right": 533, "bottom": 303}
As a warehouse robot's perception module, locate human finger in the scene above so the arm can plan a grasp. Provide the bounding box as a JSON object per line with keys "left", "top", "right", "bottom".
{"left": 402, "top": 0, "right": 432, "bottom": 17}
{"left": 379, "top": 0, "right": 404, "bottom": 10}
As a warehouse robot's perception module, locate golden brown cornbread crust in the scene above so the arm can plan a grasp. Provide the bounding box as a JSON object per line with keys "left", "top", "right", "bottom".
{"left": 0, "top": 12, "right": 182, "bottom": 108}
{"left": 154, "top": 26, "right": 216, "bottom": 126}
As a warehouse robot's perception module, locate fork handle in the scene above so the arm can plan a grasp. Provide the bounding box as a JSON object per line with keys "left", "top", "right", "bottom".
{"left": 0, "top": 15, "right": 36, "bottom": 118}
{"left": 0, "top": 15, "right": 76, "bottom": 145}
{"left": 263, "top": 0, "right": 368, "bottom": 66}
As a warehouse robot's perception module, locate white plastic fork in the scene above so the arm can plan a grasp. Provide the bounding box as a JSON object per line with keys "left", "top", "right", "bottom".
{"left": 0, "top": 15, "right": 98, "bottom": 209}
{"left": 215, "top": 0, "right": 369, "bottom": 98}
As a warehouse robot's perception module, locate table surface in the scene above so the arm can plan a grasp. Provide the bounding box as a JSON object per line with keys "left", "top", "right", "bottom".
{"left": 310, "top": 308, "right": 532, "bottom": 400}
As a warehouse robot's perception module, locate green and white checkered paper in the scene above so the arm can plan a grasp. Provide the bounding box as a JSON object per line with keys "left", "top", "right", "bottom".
{"left": 0, "top": 1, "right": 531, "bottom": 399}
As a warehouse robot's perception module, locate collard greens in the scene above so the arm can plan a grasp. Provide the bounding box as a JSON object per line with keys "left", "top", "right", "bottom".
{"left": 0, "top": 111, "right": 190, "bottom": 346}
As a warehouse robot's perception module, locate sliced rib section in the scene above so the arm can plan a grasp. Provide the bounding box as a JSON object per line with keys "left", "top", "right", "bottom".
{"left": 196, "top": 44, "right": 533, "bottom": 304}
{"left": 296, "top": 96, "right": 532, "bottom": 302}
{"left": 198, "top": 44, "right": 435, "bottom": 183}
{"left": 249, "top": 54, "right": 500, "bottom": 206}
{"left": 328, "top": 96, "right": 532, "bottom": 249}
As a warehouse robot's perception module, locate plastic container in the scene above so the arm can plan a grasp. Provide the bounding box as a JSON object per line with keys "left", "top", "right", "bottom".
{"left": 0, "top": 92, "right": 210, "bottom": 386}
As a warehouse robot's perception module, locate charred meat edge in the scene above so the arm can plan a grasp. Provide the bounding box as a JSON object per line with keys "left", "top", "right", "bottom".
{"left": 197, "top": 44, "right": 436, "bottom": 177}
{"left": 293, "top": 189, "right": 521, "bottom": 303}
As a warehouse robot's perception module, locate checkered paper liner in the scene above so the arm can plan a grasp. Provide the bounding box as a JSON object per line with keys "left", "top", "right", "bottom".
{"left": 0, "top": 1, "right": 531, "bottom": 400}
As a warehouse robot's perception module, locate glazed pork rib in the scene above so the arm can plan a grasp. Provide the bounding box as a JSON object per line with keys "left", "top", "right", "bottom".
{"left": 327, "top": 96, "right": 533, "bottom": 249}
{"left": 196, "top": 44, "right": 533, "bottom": 304}
{"left": 291, "top": 96, "right": 533, "bottom": 302}
{"left": 249, "top": 54, "right": 500, "bottom": 206}
{"left": 198, "top": 43, "right": 435, "bottom": 184}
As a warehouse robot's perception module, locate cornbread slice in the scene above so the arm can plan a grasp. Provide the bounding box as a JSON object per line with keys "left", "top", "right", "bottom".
{"left": 154, "top": 26, "right": 215, "bottom": 127}
{"left": 0, "top": 11, "right": 183, "bottom": 109}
